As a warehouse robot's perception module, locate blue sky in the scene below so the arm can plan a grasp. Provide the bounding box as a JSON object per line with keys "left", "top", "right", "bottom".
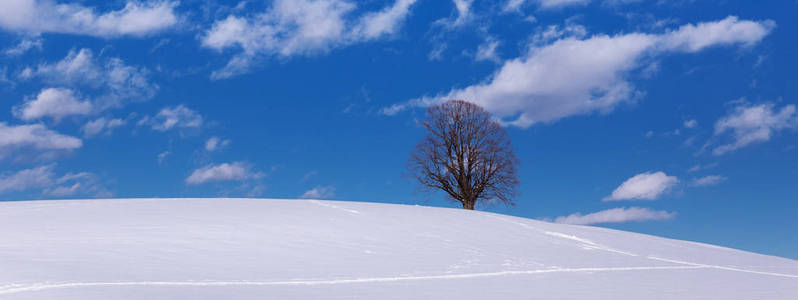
{"left": 0, "top": 0, "right": 796, "bottom": 258}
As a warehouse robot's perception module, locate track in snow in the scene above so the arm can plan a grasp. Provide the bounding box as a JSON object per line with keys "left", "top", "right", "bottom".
{"left": 2, "top": 254, "right": 797, "bottom": 296}
{"left": 0, "top": 266, "right": 717, "bottom": 295}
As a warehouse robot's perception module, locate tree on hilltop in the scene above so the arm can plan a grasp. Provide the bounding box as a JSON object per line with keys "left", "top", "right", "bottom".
{"left": 408, "top": 100, "right": 520, "bottom": 210}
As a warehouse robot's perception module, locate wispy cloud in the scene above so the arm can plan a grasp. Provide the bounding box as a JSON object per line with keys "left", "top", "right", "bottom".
{"left": 3, "top": 36, "right": 42, "bottom": 56}
{"left": 475, "top": 37, "right": 501, "bottom": 63}
{"left": 82, "top": 117, "right": 126, "bottom": 138}
{"left": 205, "top": 136, "right": 231, "bottom": 152}
{"left": 301, "top": 171, "right": 318, "bottom": 182}
{"left": 0, "top": 0, "right": 179, "bottom": 38}
{"left": 201, "top": 0, "right": 418, "bottom": 79}
{"left": 351, "top": 0, "right": 417, "bottom": 40}
{"left": 300, "top": 185, "right": 335, "bottom": 199}
{"left": 434, "top": 0, "right": 474, "bottom": 29}
{"left": 711, "top": 102, "right": 797, "bottom": 155}
{"left": 504, "top": 0, "right": 590, "bottom": 12}
{"left": 554, "top": 207, "right": 676, "bottom": 225}
{"left": 0, "top": 164, "right": 55, "bottom": 194}
{"left": 138, "top": 105, "right": 203, "bottom": 132}
{"left": 19, "top": 48, "right": 157, "bottom": 111}
{"left": 691, "top": 175, "right": 727, "bottom": 187}
{"left": 687, "top": 163, "right": 718, "bottom": 173}
{"left": 157, "top": 151, "right": 170, "bottom": 165}
{"left": 45, "top": 171, "right": 111, "bottom": 197}
{"left": 0, "top": 164, "right": 109, "bottom": 197}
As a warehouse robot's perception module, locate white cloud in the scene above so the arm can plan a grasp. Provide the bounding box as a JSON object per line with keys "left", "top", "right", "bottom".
{"left": 683, "top": 119, "right": 697, "bottom": 128}
{"left": 201, "top": 0, "right": 418, "bottom": 79}
{"left": 185, "top": 162, "right": 262, "bottom": 185}
{"left": 4, "top": 36, "right": 42, "bottom": 56}
{"left": 531, "top": 23, "right": 588, "bottom": 45}
{"left": 0, "top": 122, "right": 81, "bottom": 158}
{"left": 352, "top": 0, "right": 417, "bottom": 40}
{"left": 0, "top": 164, "right": 55, "bottom": 194}
{"left": 205, "top": 136, "right": 230, "bottom": 152}
{"left": 202, "top": 0, "right": 353, "bottom": 79}
{"left": 504, "top": 0, "right": 589, "bottom": 11}
{"left": 0, "top": 0, "right": 178, "bottom": 38}
{"left": 246, "top": 184, "right": 267, "bottom": 197}
{"left": 13, "top": 88, "right": 93, "bottom": 121}
{"left": 82, "top": 117, "right": 125, "bottom": 137}
{"left": 504, "top": 0, "right": 526, "bottom": 11}
{"left": 300, "top": 185, "right": 335, "bottom": 199}
{"left": 45, "top": 171, "right": 110, "bottom": 197}
{"left": 691, "top": 175, "right": 727, "bottom": 187}
{"left": 658, "top": 16, "right": 775, "bottom": 53}
{"left": 301, "top": 170, "right": 318, "bottom": 182}
{"left": 539, "top": 0, "right": 590, "bottom": 9}
{"left": 554, "top": 207, "right": 676, "bottom": 225}
{"left": 0, "top": 165, "right": 108, "bottom": 197}
{"left": 435, "top": 0, "right": 473, "bottom": 28}
{"left": 387, "top": 33, "right": 654, "bottom": 123}
{"left": 712, "top": 103, "right": 797, "bottom": 155}
{"left": 452, "top": 0, "right": 473, "bottom": 23}
{"left": 384, "top": 17, "right": 774, "bottom": 128}
{"left": 425, "top": 0, "right": 472, "bottom": 62}
{"left": 44, "top": 182, "right": 81, "bottom": 196}
{"left": 0, "top": 67, "right": 12, "bottom": 86}
{"left": 157, "top": 151, "right": 170, "bottom": 164}
{"left": 19, "top": 48, "right": 156, "bottom": 110}
{"left": 140, "top": 105, "right": 203, "bottom": 131}
{"left": 20, "top": 48, "right": 98, "bottom": 82}
{"left": 603, "top": 171, "right": 678, "bottom": 201}
{"left": 687, "top": 162, "right": 718, "bottom": 173}
{"left": 427, "top": 43, "right": 447, "bottom": 61}
{"left": 475, "top": 38, "right": 500, "bottom": 63}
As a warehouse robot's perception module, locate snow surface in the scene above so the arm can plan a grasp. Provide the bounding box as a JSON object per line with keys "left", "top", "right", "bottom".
{"left": 0, "top": 198, "right": 796, "bottom": 299}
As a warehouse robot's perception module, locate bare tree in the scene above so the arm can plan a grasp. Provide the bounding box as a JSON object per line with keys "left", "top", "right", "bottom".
{"left": 408, "top": 100, "right": 520, "bottom": 210}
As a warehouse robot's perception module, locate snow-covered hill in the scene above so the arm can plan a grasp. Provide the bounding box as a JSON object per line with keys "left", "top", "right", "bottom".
{"left": 1, "top": 198, "right": 796, "bottom": 299}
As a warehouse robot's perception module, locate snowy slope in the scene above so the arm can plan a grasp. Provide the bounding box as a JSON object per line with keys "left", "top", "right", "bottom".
{"left": 0, "top": 198, "right": 796, "bottom": 299}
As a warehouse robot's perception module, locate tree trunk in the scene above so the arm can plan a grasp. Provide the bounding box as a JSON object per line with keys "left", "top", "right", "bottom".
{"left": 462, "top": 199, "right": 475, "bottom": 210}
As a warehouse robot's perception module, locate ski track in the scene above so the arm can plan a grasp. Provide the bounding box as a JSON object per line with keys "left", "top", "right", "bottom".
{"left": 477, "top": 212, "right": 639, "bottom": 257}
{"left": 3, "top": 261, "right": 797, "bottom": 295}
{"left": 309, "top": 200, "right": 361, "bottom": 214}
{"left": 0, "top": 266, "right": 707, "bottom": 295}
{"left": 647, "top": 256, "right": 798, "bottom": 279}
